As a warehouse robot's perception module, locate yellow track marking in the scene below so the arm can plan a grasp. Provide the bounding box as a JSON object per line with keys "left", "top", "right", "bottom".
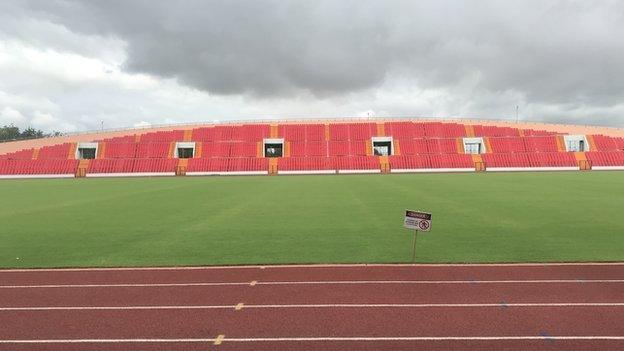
{"left": 214, "top": 334, "right": 225, "bottom": 345}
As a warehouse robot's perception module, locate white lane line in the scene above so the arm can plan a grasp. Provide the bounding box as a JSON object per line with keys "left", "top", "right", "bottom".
{"left": 1, "top": 336, "right": 624, "bottom": 344}
{"left": 230, "top": 336, "right": 624, "bottom": 341}
{"left": 2, "top": 262, "right": 624, "bottom": 272}
{"left": 3, "top": 279, "right": 624, "bottom": 289}
{"left": 0, "top": 282, "right": 249, "bottom": 289}
{"left": 2, "top": 302, "right": 624, "bottom": 311}
{"left": 257, "top": 279, "right": 624, "bottom": 285}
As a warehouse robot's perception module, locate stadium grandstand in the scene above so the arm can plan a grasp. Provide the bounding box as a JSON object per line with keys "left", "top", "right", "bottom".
{"left": 0, "top": 118, "right": 623, "bottom": 178}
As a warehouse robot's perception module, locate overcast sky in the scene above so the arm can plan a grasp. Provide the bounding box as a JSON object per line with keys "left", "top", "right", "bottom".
{"left": 0, "top": 0, "right": 623, "bottom": 132}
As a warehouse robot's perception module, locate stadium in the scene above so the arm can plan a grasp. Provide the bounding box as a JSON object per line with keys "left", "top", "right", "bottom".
{"left": 2, "top": 0, "right": 624, "bottom": 349}
{"left": 2, "top": 118, "right": 624, "bottom": 178}
{"left": 1, "top": 118, "right": 624, "bottom": 349}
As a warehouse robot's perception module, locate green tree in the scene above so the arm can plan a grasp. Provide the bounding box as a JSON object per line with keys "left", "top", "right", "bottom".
{"left": 0, "top": 125, "right": 21, "bottom": 141}
{"left": 0, "top": 125, "right": 46, "bottom": 142}
{"left": 20, "top": 127, "right": 44, "bottom": 139}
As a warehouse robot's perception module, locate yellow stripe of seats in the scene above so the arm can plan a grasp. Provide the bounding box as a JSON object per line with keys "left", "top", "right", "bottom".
{"left": 67, "top": 143, "right": 77, "bottom": 159}
{"left": 376, "top": 123, "right": 385, "bottom": 136}
{"left": 556, "top": 135, "right": 566, "bottom": 152}
{"left": 270, "top": 124, "right": 278, "bottom": 138}
{"left": 455, "top": 138, "right": 464, "bottom": 154}
{"left": 195, "top": 142, "right": 202, "bottom": 158}
{"left": 183, "top": 129, "right": 193, "bottom": 141}
{"left": 464, "top": 124, "right": 475, "bottom": 137}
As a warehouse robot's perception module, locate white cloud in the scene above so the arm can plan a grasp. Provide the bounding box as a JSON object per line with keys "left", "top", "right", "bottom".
{"left": 0, "top": 106, "right": 25, "bottom": 124}
{"left": 0, "top": 0, "right": 622, "bottom": 133}
{"left": 133, "top": 121, "right": 151, "bottom": 128}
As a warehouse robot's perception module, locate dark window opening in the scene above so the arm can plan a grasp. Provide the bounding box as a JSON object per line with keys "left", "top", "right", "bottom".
{"left": 177, "top": 148, "right": 194, "bottom": 159}
{"left": 78, "top": 148, "right": 96, "bottom": 159}
{"left": 373, "top": 141, "right": 392, "bottom": 156}
{"left": 265, "top": 143, "right": 283, "bottom": 158}
{"left": 465, "top": 143, "right": 482, "bottom": 154}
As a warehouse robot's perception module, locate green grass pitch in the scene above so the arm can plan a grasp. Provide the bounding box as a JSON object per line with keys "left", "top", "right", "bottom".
{"left": 1, "top": 171, "right": 623, "bottom": 268}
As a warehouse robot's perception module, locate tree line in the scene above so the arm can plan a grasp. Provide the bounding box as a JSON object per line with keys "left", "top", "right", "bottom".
{"left": 0, "top": 125, "right": 63, "bottom": 142}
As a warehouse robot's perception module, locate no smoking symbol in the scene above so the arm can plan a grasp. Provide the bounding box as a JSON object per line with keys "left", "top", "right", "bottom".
{"left": 418, "top": 221, "right": 430, "bottom": 230}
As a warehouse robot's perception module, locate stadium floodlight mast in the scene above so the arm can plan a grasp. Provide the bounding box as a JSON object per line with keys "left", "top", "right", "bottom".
{"left": 516, "top": 105, "right": 519, "bottom": 123}
{"left": 403, "top": 210, "right": 432, "bottom": 263}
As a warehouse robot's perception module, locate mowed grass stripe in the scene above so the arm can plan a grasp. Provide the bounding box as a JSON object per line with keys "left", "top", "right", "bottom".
{"left": 0, "top": 172, "right": 622, "bottom": 268}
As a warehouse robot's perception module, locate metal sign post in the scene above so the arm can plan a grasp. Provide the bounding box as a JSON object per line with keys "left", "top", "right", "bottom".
{"left": 404, "top": 209, "right": 432, "bottom": 263}
{"left": 411, "top": 230, "right": 418, "bottom": 263}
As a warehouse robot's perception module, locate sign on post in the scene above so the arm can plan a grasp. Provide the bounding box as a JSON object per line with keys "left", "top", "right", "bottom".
{"left": 404, "top": 209, "right": 432, "bottom": 263}
{"left": 403, "top": 210, "right": 432, "bottom": 232}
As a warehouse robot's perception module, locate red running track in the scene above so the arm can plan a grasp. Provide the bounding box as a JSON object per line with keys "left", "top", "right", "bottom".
{"left": 1, "top": 263, "right": 624, "bottom": 351}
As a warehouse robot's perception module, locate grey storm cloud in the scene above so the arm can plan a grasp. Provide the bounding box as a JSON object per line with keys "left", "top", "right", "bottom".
{"left": 12, "top": 0, "right": 624, "bottom": 103}
{"left": 1, "top": 0, "right": 624, "bottom": 131}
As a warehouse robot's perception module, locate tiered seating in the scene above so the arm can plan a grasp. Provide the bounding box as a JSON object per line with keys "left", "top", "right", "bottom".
{"left": 528, "top": 153, "right": 577, "bottom": 167}
{"left": 328, "top": 141, "right": 350, "bottom": 156}
{"left": 523, "top": 136, "right": 559, "bottom": 153}
{"left": 397, "top": 140, "right": 425, "bottom": 155}
{"left": 88, "top": 159, "right": 135, "bottom": 173}
{"left": 187, "top": 158, "right": 227, "bottom": 172}
{"left": 429, "top": 154, "right": 474, "bottom": 168}
{"left": 385, "top": 122, "right": 417, "bottom": 140}
{"left": 329, "top": 124, "right": 350, "bottom": 140}
{"left": 97, "top": 135, "right": 136, "bottom": 143}
{"left": 227, "top": 157, "right": 268, "bottom": 171}
{"left": 105, "top": 143, "right": 137, "bottom": 158}
{"left": 2, "top": 121, "right": 624, "bottom": 176}
{"left": 201, "top": 142, "right": 230, "bottom": 157}
{"left": 0, "top": 149, "right": 34, "bottom": 159}
{"left": 389, "top": 155, "right": 429, "bottom": 169}
{"left": 133, "top": 158, "right": 178, "bottom": 172}
{"left": 490, "top": 152, "right": 581, "bottom": 168}
{"left": 426, "top": 139, "right": 458, "bottom": 154}
{"left": 187, "top": 158, "right": 268, "bottom": 172}
{"left": 585, "top": 151, "right": 624, "bottom": 166}
{"left": 38, "top": 143, "right": 71, "bottom": 159}
{"left": 388, "top": 154, "right": 473, "bottom": 169}
{"left": 522, "top": 129, "right": 556, "bottom": 136}
{"left": 350, "top": 141, "right": 367, "bottom": 155}
{"left": 191, "top": 127, "right": 217, "bottom": 142}
{"left": 423, "top": 122, "right": 465, "bottom": 138}
{"left": 0, "top": 159, "right": 77, "bottom": 174}
{"left": 290, "top": 141, "right": 328, "bottom": 157}
{"left": 230, "top": 142, "right": 258, "bottom": 157}
{"left": 136, "top": 142, "right": 170, "bottom": 158}
{"left": 482, "top": 153, "right": 532, "bottom": 168}
{"left": 279, "top": 124, "right": 306, "bottom": 141}
{"left": 348, "top": 123, "right": 375, "bottom": 140}
{"left": 305, "top": 124, "right": 325, "bottom": 141}
{"left": 237, "top": 124, "right": 270, "bottom": 141}
{"left": 279, "top": 124, "right": 326, "bottom": 141}
{"left": 489, "top": 137, "right": 526, "bottom": 153}
{"left": 278, "top": 157, "right": 333, "bottom": 171}
{"left": 334, "top": 156, "right": 379, "bottom": 170}
{"left": 140, "top": 130, "right": 184, "bottom": 142}
{"left": 473, "top": 125, "right": 520, "bottom": 137}
{"left": 591, "top": 135, "right": 624, "bottom": 151}
{"left": 88, "top": 159, "right": 177, "bottom": 173}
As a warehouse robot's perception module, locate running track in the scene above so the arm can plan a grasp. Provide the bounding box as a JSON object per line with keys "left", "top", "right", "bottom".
{"left": 1, "top": 263, "right": 624, "bottom": 350}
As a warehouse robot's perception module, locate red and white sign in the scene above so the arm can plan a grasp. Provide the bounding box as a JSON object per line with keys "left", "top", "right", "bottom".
{"left": 403, "top": 209, "right": 432, "bottom": 232}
